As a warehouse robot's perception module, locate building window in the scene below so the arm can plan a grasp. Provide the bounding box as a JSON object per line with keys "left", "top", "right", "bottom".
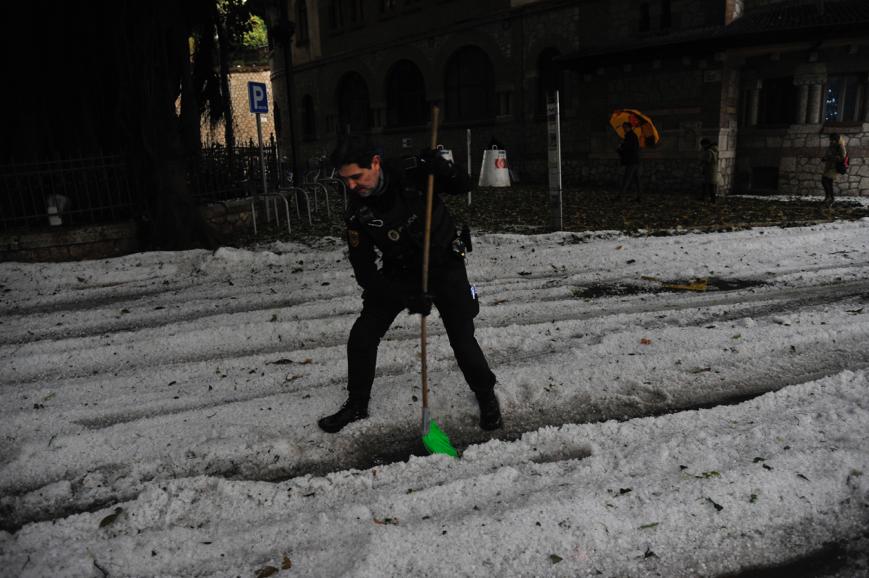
{"left": 346, "top": 0, "right": 363, "bottom": 24}
{"left": 758, "top": 77, "right": 796, "bottom": 126}
{"left": 497, "top": 92, "right": 512, "bottom": 117}
{"left": 329, "top": 0, "right": 363, "bottom": 30}
{"left": 328, "top": 1, "right": 342, "bottom": 29}
{"left": 302, "top": 94, "right": 316, "bottom": 141}
{"left": 336, "top": 71, "right": 370, "bottom": 132}
{"left": 296, "top": 0, "right": 309, "bottom": 44}
{"left": 639, "top": 3, "right": 651, "bottom": 32}
{"left": 660, "top": 0, "right": 672, "bottom": 29}
{"left": 536, "top": 47, "right": 563, "bottom": 116}
{"left": 385, "top": 60, "right": 427, "bottom": 127}
{"left": 444, "top": 45, "right": 495, "bottom": 122}
{"left": 825, "top": 74, "right": 866, "bottom": 123}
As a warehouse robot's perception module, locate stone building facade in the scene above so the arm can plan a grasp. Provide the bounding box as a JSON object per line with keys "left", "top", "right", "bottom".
{"left": 260, "top": 0, "right": 868, "bottom": 196}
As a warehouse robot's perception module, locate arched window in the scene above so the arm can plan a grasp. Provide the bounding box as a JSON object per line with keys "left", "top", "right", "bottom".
{"left": 537, "top": 47, "right": 563, "bottom": 115}
{"left": 444, "top": 46, "right": 494, "bottom": 122}
{"left": 296, "top": 0, "right": 309, "bottom": 44}
{"left": 385, "top": 60, "right": 427, "bottom": 127}
{"left": 302, "top": 94, "right": 316, "bottom": 141}
{"left": 336, "top": 71, "right": 370, "bottom": 132}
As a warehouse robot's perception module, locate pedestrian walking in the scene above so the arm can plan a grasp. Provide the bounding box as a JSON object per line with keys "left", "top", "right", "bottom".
{"left": 821, "top": 133, "right": 847, "bottom": 206}
{"left": 317, "top": 138, "right": 502, "bottom": 434}
{"left": 618, "top": 121, "right": 642, "bottom": 200}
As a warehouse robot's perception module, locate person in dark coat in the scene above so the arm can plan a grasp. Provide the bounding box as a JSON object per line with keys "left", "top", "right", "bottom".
{"left": 699, "top": 138, "right": 723, "bottom": 203}
{"left": 618, "top": 121, "right": 642, "bottom": 200}
{"left": 318, "top": 138, "right": 502, "bottom": 434}
{"left": 821, "top": 133, "right": 847, "bottom": 207}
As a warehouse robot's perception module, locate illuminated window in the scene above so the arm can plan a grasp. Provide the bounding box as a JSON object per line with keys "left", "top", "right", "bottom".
{"left": 825, "top": 74, "right": 866, "bottom": 123}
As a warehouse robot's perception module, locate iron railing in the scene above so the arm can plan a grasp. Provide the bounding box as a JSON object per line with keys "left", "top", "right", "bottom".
{"left": 193, "top": 138, "right": 292, "bottom": 202}
{"left": 0, "top": 143, "right": 343, "bottom": 234}
{"left": 0, "top": 155, "right": 135, "bottom": 232}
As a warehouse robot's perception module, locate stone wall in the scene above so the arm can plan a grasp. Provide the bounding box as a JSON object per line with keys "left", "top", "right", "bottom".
{"left": 0, "top": 200, "right": 269, "bottom": 262}
{"left": 199, "top": 199, "right": 256, "bottom": 238}
{"left": 202, "top": 69, "right": 277, "bottom": 147}
{"left": 0, "top": 222, "right": 140, "bottom": 262}
{"left": 777, "top": 129, "right": 869, "bottom": 195}
{"left": 736, "top": 47, "right": 869, "bottom": 197}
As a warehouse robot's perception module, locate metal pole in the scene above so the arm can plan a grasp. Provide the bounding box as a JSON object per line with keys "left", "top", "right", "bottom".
{"left": 547, "top": 91, "right": 563, "bottom": 231}
{"left": 466, "top": 128, "right": 472, "bottom": 206}
{"left": 256, "top": 112, "right": 269, "bottom": 223}
{"left": 277, "top": 14, "right": 299, "bottom": 191}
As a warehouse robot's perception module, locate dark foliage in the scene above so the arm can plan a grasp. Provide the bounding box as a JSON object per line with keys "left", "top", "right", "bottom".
{"left": 242, "top": 187, "right": 869, "bottom": 244}
{"left": 0, "top": 0, "right": 256, "bottom": 250}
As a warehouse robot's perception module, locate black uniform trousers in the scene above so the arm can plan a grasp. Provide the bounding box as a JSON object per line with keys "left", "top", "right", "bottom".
{"left": 346, "top": 259, "right": 496, "bottom": 406}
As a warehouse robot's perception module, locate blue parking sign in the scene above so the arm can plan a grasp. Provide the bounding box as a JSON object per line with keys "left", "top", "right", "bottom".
{"left": 248, "top": 82, "right": 268, "bottom": 114}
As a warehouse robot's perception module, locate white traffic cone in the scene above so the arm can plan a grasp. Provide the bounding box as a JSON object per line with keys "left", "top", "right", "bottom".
{"left": 478, "top": 146, "right": 511, "bottom": 187}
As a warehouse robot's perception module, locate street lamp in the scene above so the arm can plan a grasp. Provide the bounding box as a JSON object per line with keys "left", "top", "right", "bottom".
{"left": 271, "top": 10, "right": 299, "bottom": 187}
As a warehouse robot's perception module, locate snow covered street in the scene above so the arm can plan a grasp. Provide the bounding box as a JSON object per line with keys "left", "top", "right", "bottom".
{"left": 1, "top": 219, "right": 868, "bottom": 576}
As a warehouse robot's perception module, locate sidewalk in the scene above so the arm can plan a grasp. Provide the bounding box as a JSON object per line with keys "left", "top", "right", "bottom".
{"left": 447, "top": 187, "right": 869, "bottom": 235}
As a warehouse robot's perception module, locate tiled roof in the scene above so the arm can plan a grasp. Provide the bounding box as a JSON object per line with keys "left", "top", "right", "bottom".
{"left": 559, "top": 0, "right": 869, "bottom": 67}
{"left": 726, "top": 0, "right": 869, "bottom": 33}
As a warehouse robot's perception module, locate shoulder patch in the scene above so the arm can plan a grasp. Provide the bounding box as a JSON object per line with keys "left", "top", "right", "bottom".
{"left": 347, "top": 228, "right": 360, "bottom": 248}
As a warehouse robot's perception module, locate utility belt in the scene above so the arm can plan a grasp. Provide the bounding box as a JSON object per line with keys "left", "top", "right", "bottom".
{"left": 383, "top": 223, "right": 472, "bottom": 269}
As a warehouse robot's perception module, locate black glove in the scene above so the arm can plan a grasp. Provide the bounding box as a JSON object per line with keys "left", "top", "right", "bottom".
{"left": 417, "top": 148, "right": 456, "bottom": 180}
{"left": 406, "top": 293, "right": 433, "bottom": 316}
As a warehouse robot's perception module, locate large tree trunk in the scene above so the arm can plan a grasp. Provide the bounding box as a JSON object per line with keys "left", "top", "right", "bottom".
{"left": 217, "top": 21, "right": 236, "bottom": 161}
{"left": 118, "top": 0, "right": 218, "bottom": 250}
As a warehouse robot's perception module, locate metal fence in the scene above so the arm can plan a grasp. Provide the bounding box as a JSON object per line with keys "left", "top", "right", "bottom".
{"left": 0, "top": 142, "right": 342, "bottom": 234}
{"left": 193, "top": 138, "right": 291, "bottom": 202}
{"left": 0, "top": 155, "right": 135, "bottom": 233}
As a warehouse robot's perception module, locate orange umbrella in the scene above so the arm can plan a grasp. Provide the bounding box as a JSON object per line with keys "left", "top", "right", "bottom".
{"left": 610, "top": 109, "right": 660, "bottom": 148}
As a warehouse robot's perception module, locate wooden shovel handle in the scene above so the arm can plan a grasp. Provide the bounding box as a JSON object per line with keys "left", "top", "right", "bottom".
{"left": 420, "top": 105, "right": 440, "bottom": 413}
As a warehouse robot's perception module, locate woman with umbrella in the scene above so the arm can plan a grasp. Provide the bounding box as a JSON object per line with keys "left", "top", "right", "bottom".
{"left": 611, "top": 109, "right": 660, "bottom": 202}
{"left": 618, "top": 121, "right": 642, "bottom": 201}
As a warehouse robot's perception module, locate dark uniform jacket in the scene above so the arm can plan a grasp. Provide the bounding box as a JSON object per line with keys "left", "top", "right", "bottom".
{"left": 345, "top": 158, "right": 471, "bottom": 303}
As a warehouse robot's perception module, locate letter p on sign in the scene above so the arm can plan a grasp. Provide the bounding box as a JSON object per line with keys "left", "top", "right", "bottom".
{"left": 248, "top": 82, "right": 269, "bottom": 114}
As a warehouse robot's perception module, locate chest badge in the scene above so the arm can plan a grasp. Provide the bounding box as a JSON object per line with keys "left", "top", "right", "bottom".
{"left": 387, "top": 229, "right": 400, "bottom": 241}
{"left": 347, "top": 229, "right": 360, "bottom": 248}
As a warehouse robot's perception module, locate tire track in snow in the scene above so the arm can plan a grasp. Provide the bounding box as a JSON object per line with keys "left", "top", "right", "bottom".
{"left": 3, "top": 277, "right": 866, "bottom": 387}
{"left": 1, "top": 291, "right": 867, "bottom": 533}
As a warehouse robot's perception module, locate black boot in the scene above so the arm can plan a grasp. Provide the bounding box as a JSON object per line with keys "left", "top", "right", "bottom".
{"left": 476, "top": 390, "right": 503, "bottom": 431}
{"left": 318, "top": 399, "right": 368, "bottom": 433}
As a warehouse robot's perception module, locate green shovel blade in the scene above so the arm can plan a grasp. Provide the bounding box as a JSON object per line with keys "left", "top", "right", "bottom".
{"left": 422, "top": 419, "right": 458, "bottom": 457}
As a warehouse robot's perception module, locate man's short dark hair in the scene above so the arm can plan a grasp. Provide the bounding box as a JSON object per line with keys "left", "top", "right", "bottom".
{"left": 330, "top": 137, "right": 379, "bottom": 168}
{"left": 700, "top": 138, "right": 711, "bottom": 147}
